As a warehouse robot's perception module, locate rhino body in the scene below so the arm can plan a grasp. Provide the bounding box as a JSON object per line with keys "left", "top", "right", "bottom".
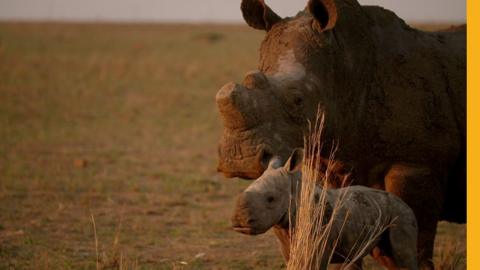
{"left": 232, "top": 149, "right": 419, "bottom": 269}
{"left": 216, "top": 0, "right": 465, "bottom": 269}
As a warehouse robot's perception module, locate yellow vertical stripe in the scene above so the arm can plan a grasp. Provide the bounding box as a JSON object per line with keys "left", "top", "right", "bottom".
{"left": 467, "top": 0, "right": 477, "bottom": 269}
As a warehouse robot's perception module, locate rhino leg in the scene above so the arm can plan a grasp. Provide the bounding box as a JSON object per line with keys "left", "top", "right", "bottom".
{"left": 384, "top": 164, "right": 446, "bottom": 270}
{"left": 388, "top": 215, "right": 419, "bottom": 270}
{"left": 371, "top": 247, "right": 397, "bottom": 270}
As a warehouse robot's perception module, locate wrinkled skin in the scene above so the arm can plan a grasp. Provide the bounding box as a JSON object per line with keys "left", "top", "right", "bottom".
{"left": 217, "top": 0, "right": 465, "bottom": 269}
{"left": 232, "top": 149, "right": 419, "bottom": 270}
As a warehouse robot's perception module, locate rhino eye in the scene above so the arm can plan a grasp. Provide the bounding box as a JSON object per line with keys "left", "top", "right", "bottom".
{"left": 294, "top": 97, "right": 303, "bottom": 106}
{"left": 267, "top": 196, "right": 275, "bottom": 203}
{"left": 282, "top": 92, "right": 306, "bottom": 123}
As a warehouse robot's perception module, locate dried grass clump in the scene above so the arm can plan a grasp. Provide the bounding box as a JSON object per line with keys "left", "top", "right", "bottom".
{"left": 287, "top": 111, "right": 391, "bottom": 270}
{"left": 90, "top": 213, "right": 139, "bottom": 270}
{"left": 435, "top": 239, "right": 465, "bottom": 270}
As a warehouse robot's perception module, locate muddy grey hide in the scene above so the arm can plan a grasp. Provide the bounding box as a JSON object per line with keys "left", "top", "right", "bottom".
{"left": 216, "top": 0, "right": 465, "bottom": 269}
{"left": 231, "top": 149, "right": 418, "bottom": 269}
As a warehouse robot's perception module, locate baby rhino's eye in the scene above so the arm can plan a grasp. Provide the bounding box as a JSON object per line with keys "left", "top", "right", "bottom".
{"left": 267, "top": 196, "right": 275, "bottom": 203}
{"left": 294, "top": 96, "right": 303, "bottom": 106}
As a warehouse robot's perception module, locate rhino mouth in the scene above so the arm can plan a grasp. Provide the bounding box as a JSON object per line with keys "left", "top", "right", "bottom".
{"left": 217, "top": 140, "right": 275, "bottom": 179}
{"left": 232, "top": 226, "right": 257, "bottom": 235}
{"left": 232, "top": 212, "right": 289, "bottom": 236}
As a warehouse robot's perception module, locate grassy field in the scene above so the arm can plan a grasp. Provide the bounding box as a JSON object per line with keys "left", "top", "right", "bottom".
{"left": 0, "top": 22, "right": 465, "bottom": 269}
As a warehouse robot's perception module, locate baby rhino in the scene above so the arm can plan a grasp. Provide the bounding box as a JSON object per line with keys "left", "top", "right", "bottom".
{"left": 231, "top": 149, "right": 418, "bottom": 270}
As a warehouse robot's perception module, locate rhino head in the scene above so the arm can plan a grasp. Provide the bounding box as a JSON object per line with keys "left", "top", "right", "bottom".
{"left": 216, "top": 0, "right": 374, "bottom": 179}
{"left": 231, "top": 149, "right": 304, "bottom": 235}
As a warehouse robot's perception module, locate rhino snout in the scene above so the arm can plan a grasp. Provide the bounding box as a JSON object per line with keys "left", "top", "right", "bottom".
{"left": 232, "top": 193, "right": 260, "bottom": 234}
{"left": 217, "top": 144, "right": 273, "bottom": 179}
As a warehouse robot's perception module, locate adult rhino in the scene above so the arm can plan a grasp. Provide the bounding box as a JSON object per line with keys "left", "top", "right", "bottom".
{"left": 215, "top": 0, "right": 465, "bottom": 269}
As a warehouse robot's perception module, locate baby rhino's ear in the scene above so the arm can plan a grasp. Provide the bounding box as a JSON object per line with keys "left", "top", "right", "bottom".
{"left": 285, "top": 148, "right": 304, "bottom": 173}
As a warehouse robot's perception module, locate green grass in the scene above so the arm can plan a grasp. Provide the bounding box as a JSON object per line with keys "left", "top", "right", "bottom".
{"left": 0, "top": 22, "right": 465, "bottom": 269}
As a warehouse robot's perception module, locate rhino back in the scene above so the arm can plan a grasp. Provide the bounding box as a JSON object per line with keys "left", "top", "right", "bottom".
{"left": 359, "top": 6, "right": 465, "bottom": 168}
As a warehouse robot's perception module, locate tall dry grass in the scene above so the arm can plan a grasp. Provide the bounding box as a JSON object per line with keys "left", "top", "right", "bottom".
{"left": 90, "top": 212, "right": 139, "bottom": 270}
{"left": 287, "top": 111, "right": 391, "bottom": 270}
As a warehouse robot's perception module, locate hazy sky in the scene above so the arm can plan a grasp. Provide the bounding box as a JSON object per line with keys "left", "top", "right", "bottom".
{"left": 0, "top": 0, "right": 466, "bottom": 23}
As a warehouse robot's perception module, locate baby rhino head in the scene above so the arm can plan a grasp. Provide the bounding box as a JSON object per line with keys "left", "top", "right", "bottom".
{"left": 231, "top": 149, "right": 304, "bottom": 235}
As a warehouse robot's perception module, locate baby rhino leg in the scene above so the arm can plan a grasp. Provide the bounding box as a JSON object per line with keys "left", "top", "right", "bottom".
{"left": 388, "top": 217, "right": 419, "bottom": 270}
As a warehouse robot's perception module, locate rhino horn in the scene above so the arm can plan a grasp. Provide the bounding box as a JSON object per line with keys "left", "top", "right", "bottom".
{"left": 216, "top": 82, "right": 256, "bottom": 130}
{"left": 308, "top": 0, "right": 338, "bottom": 31}
{"left": 241, "top": 0, "right": 282, "bottom": 31}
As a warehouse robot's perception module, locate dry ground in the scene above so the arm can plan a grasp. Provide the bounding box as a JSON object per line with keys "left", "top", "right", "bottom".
{"left": 0, "top": 22, "right": 465, "bottom": 269}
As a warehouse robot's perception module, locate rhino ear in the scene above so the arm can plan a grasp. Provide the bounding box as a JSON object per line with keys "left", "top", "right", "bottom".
{"left": 285, "top": 148, "right": 304, "bottom": 173}
{"left": 241, "top": 0, "right": 282, "bottom": 31}
{"left": 267, "top": 156, "right": 283, "bottom": 169}
{"left": 307, "top": 0, "right": 338, "bottom": 32}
